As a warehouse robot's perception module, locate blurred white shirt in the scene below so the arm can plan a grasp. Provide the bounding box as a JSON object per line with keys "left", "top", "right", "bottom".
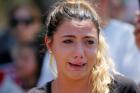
{"left": 0, "top": 74, "right": 24, "bottom": 93}
{"left": 103, "top": 19, "right": 140, "bottom": 83}
{"left": 37, "top": 53, "right": 56, "bottom": 86}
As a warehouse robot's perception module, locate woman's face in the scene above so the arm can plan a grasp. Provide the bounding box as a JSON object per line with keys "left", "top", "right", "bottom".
{"left": 13, "top": 7, "right": 40, "bottom": 42}
{"left": 47, "top": 20, "right": 99, "bottom": 80}
{"left": 14, "top": 47, "right": 37, "bottom": 79}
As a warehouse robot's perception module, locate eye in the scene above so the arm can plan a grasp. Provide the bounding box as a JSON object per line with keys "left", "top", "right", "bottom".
{"left": 86, "top": 40, "right": 95, "bottom": 45}
{"left": 63, "top": 39, "right": 73, "bottom": 44}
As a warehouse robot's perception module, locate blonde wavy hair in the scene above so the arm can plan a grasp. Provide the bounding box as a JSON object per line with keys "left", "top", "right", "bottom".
{"left": 89, "top": 31, "right": 114, "bottom": 93}
{"left": 46, "top": 0, "right": 115, "bottom": 93}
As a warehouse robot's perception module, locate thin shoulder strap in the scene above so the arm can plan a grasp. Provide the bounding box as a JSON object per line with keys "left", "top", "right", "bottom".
{"left": 46, "top": 81, "right": 52, "bottom": 93}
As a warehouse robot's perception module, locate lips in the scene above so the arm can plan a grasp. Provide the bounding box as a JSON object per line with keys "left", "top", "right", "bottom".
{"left": 67, "top": 61, "right": 87, "bottom": 71}
{"left": 68, "top": 62, "right": 87, "bottom": 66}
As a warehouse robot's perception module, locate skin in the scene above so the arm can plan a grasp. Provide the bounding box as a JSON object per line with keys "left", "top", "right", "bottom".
{"left": 134, "top": 11, "right": 140, "bottom": 49}
{"left": 46, "top": 20, "right": 99, "bottom": 93}
{"left": 13, "top": 7, "right": 40, "bottom": 43}
{"left": 14, "top": 47, "right": 37, "bottom": 79}
{"left": 13, "top": 47, "right": 38, "bottom": 89}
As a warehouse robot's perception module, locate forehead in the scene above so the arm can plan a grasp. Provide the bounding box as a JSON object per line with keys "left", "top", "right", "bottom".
{"left": 14, "top": 7, "right": 31, "bottom": 18}
{"left": 55, "top": 20, "right": 98, "bottom": 37}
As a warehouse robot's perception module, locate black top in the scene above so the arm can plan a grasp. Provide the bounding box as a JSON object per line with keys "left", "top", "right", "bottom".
{"left": 28, "top": 74, "right": 140, "bottom": 93}
{"left": 108, "top": 75, "right": 140, "bottom": 93}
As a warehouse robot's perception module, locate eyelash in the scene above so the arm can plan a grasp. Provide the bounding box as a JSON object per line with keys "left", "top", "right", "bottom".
{"left": 62, "top": 39, "right": 96, "bottom": 45}
{"left": 63, "top": 39, "right": 73, "bottom": 44}
{"left": 86, "top": 40, "right": 95, "bottom": 45}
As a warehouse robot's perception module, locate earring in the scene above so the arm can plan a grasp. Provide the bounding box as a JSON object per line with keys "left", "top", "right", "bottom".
{"left": 49, "top": 50, "right": 52, "bottom": 54}
{"left": 50, "top": 53, "right": 53, "bottom": 64}
{"left": 49, "top": 53, "right": 58, "bottom": 77}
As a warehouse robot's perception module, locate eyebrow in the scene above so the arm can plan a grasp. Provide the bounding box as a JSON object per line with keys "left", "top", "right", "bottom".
{"left": 62, "top": 35, "right": 75, "bottom": 38}
{"left": 84, "top": 36, "right": 96, "bottom": 39}
{"left": 61, "top": 35, "right": 97, "bottom": 39}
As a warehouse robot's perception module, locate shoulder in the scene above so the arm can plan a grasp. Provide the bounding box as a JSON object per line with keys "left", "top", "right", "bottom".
{"left": 27, "top": 86, "right": 47, "bottom": 93}
{"left": 114, "top": 74, "right": 136, "bottom": 87}
{"left": 27, "top": 81, "right": 52, "bottom": 93}
{"left": 110, "top": 74, "right": 140, "bottom": 93}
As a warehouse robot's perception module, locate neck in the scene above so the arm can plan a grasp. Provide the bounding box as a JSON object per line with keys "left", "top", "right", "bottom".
{"left": 52, "top": 76, "right": 90, "bottom": 93}
{"left": 21, "top": 75, "right": 37, "bottom": 90}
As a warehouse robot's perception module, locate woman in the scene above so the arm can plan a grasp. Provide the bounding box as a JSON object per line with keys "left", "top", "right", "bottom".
{"left": 11, "top": 43, "right": 43, "bottom": 91}
{"left": 9, "top": 3, "right": 41, "bottom": 44}
{"left": 28, "top": 0, "right": 140, "bottom": 93}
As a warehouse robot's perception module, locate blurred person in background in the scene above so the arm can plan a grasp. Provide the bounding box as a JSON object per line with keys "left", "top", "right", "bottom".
{"left": 134, "top": 9, "right": 140, "bottom": 90}
{"left": 0, "top": 1, "right": 13, "bottom": 64}
{"left": 123, "top": 0, "right": 139, "bottom": 24}
{"left": 0, "top": 3, "right": 45, "bottom": 93}
{"left": 0, "top": 29, "right": 14, "bottom": 63}
{"left": 0, "top": 43, "right": 42, "bottom": 93}
{"left": 0, "top": 70, "right": 24, "bottom": 93}
{"left": 135, "top": 11, "right": 140, "bottom": 50}
{"left": 0, "top": 3, "right": 42, "bottom": 63}
{"left": 0, "top": 32, "right": 46, "bottom": 93}
{"left": 1, "top": 2, "right": 42, "bottom": 72}
{"left": 90, "top": 0, "right": 140, "bottom": 83}
{"left": 107, "top": 0, "right": 125, "bottom": 21}
{"left": 9, "top": 3, "right": 42, "bottom": 44}
{"left": 11, "top": 43, "right": 42, "bottom": 91}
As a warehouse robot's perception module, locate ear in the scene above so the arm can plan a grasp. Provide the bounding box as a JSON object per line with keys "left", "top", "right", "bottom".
{"left": 45, "top": 35, "right": 52, "bottom": 52}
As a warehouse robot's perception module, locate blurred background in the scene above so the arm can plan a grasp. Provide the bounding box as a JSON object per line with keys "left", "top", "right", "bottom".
{"left": 0, "top": 0, "right": 140, "bottom": 93}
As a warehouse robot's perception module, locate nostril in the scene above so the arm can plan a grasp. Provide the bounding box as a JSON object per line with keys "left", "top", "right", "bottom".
{"left": 74, "top": 56, "right": 78, "bottom": 59}
{"left": 74, "top": 46, "right": 84, "bottom": 59}
{"left": 74, "top": 56, "right": 83, "bottom": 59}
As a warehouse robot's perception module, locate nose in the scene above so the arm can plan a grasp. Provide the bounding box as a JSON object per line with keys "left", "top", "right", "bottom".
{"left": 74, "top": 43, "right": 85, "bottom": 59}
{"left": 17, "top": 23, "right": 27, "bottom": 30}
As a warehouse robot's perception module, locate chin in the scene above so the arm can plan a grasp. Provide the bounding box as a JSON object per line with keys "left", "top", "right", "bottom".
{"left": 64, "top": 71, "right": 89, "bottom": 81}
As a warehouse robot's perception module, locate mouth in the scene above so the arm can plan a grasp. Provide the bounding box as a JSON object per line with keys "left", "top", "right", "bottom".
{"left": 67, "top": 62, "right": 87, "bottom": 71}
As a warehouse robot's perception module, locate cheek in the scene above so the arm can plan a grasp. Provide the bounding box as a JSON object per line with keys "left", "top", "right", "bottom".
{"left": 86, "top": 47, "right": 98, "bottom": 65}
{"left": 53, "top": 49, "right": 68, "bottom": 65}
{"left": 52, "top": 44, "right": 70, "bottom": 70}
